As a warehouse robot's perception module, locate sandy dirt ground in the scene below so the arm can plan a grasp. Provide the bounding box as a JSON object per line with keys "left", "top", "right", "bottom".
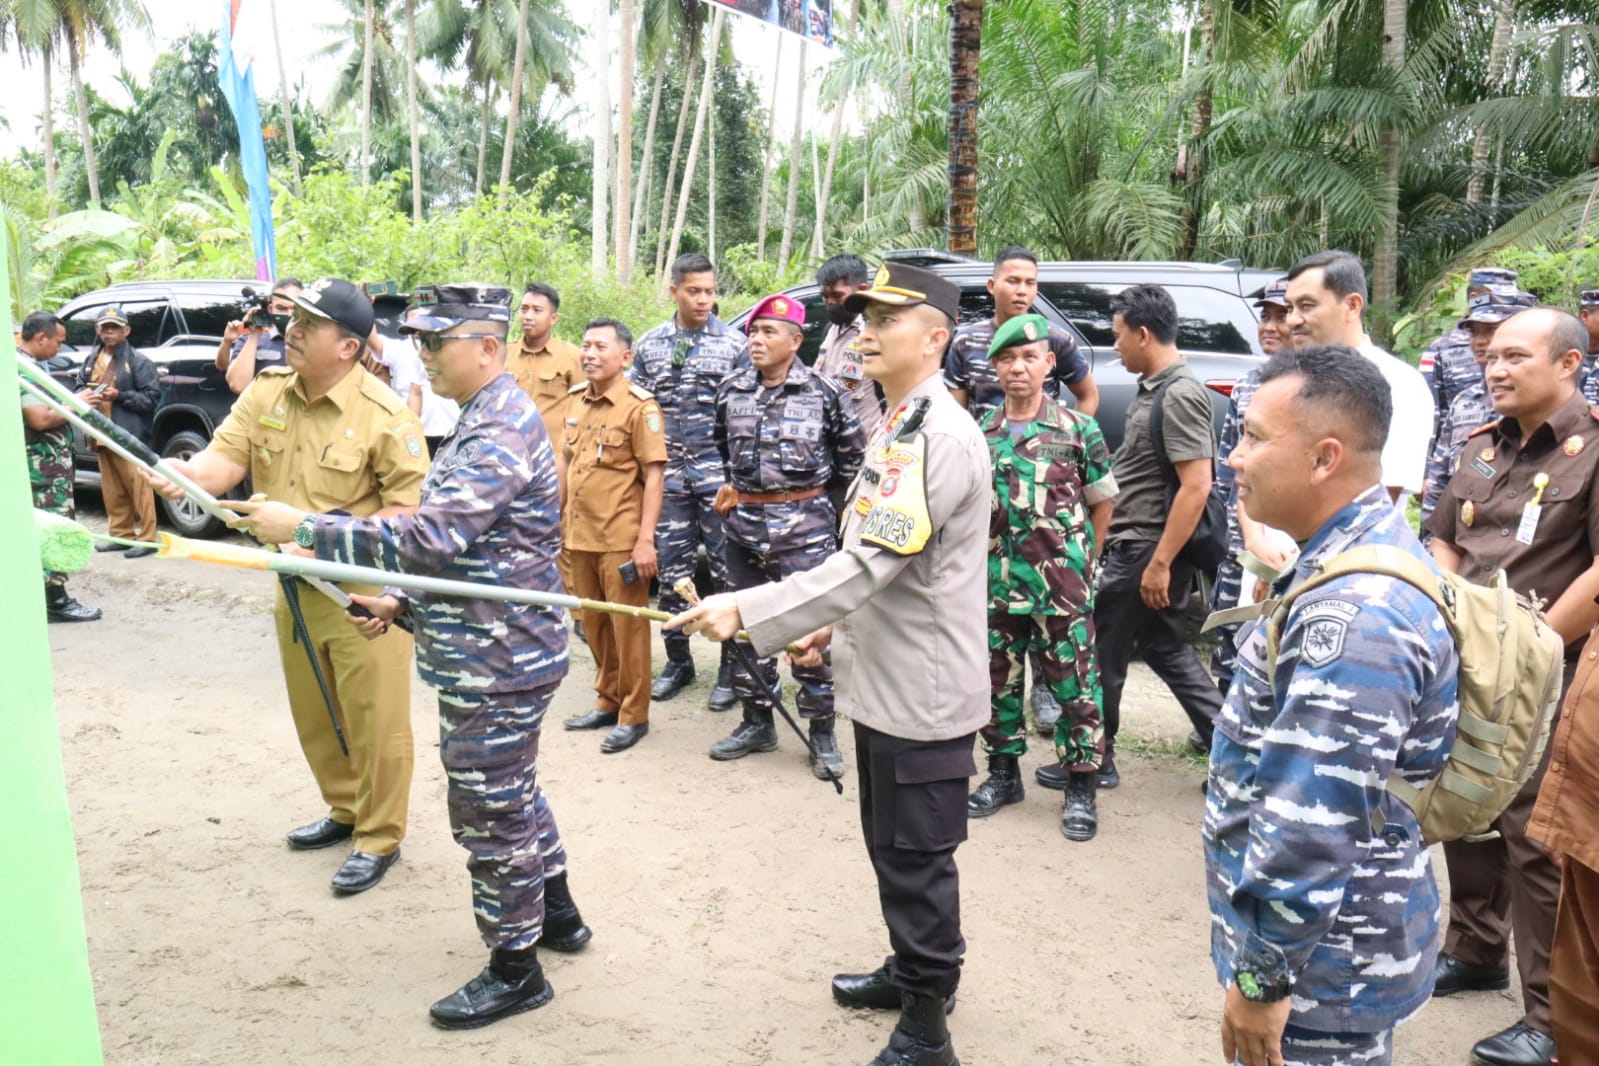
{"left": 47, "top": 506, "right": 1529, "bottom": 1066}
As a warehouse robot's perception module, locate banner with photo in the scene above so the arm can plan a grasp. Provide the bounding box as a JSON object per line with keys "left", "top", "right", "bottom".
{"left": 711, "top": 0, "right": 836, "bottom": 48}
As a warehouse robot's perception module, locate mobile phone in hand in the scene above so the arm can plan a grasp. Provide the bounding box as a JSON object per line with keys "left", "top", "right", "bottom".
{"left": 619, "top": 560, "right": 639, "bottom": 585}
{"left": 91, "top": 382, "right": 110, "bottom": 394}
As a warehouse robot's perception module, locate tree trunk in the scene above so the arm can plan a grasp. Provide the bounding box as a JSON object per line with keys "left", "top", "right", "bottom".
{"left": 708, "top": 77, "right": 717, "bottom": 264}
{"left": 1465, "top": 0, "right": 1516, "bottom": 207}
{"left": 946, "top": 0, "right": 984, "bottom": 255}
{"left": 811, "top": 0, "right": 860, "bottom": 261}
{"left": 475, "top": 79, "right": 492, "bottom": 198}
{"left": 666, "top": 8, "right": 724, "bottom": 277}
{"left": 778, "top": 39, "right": 808, "bottom": 269}
{"left": 67, "top": 31, "right": 100, "bottom": 208}
{"left": 500, "top": 0, "right": 534, "bottom": 194}
{"left": 591, "top": 1, "right": 611, "bottom": 279}
{"left": 1371, "top": 0, "right": 1407, "bottom": 331}
{"left": 407, "top": 0, "right": 422, "bottom": 219}
{"left": 756, "top": 33, "right": 784, "bottom": 263}
{"left": 360, "top": 0, "right": 375, "bottom": 185}
{"left": 629, "top": 55, "right": 666, "bottom": 269}
{"left": 615, "top": 0, "right": 636, "bottom": 283}
{"left": 655, "top": 47, "right": 700, "bottom": 278}
{"left": 41, "top": 39, "right": 58, "bottom": 216}
{"left": 269, "top": 0, "right": 303, "bottom": 195}
{"left": 1178, "top": 0, "right": 1214, "bottom": 260}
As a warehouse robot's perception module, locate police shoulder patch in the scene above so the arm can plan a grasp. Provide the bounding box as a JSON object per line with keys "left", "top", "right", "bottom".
{"left": 629, "top": 383, "right": 654, "bottom": 401}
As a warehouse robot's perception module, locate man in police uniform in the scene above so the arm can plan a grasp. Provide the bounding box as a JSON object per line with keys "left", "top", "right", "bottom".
{"left": 228, "top": 284, "right": 593, "bottom": 1029}
{"left": 1419, "top": 287, "right": 1537, "bottom": 531}
{"left": 669, "top": 263, "right": 990, "bottom": 1066}
{"left": 813, "top": 253, "right": 883, "bottom": 439}
{"left": 1206, "top": 344, "right": 1460, "bottom": 1066}
{"left": 559, "top": 319, "right": 668, "bottom": 753}
{"left": 150, "top": 278, "right": 427, "bottom": 894}
{"left": 1426, "top": 308, "right": 1599, "bottom": 1066}
{"left": 1208, "top": 278, "right": 1291, "bottom": 693}
{"left": 967, "top": 313, "right": 1116, "bottom": 842}
{"left": 708, "top": 292, "right": 865, "bottom": 778}
{"left": 630, "top": 253, "right": 750, "bottom": 709}
{"left": 1421, "top": 265, "right": 1518, "bottom": 446}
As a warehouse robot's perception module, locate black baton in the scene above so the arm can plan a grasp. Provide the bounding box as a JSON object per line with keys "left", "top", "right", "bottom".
{"left": 722, "top": 638, "right": 845, "bottom": 795}
{"left": 279, "top": 574, "right": 349, "bottom": 757}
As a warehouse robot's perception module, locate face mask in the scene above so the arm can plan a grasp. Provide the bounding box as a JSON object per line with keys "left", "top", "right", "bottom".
{"left": 271, "top": 313, "right": 292, "bottom": 333}
{"left": 828, "top": 303, "right": 857, "bottom": 327}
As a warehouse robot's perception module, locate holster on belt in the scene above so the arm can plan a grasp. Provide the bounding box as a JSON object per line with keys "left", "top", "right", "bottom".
{"left": 714, "top": 483, "right": 738, "bottom": 518}
{"left": 715, "top": 484, "right": 824, "bottom": 517}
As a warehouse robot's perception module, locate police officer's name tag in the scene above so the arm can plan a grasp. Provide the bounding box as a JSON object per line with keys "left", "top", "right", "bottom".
{"left": 1471, "top": 456, "right": 1496, "bottom": 478}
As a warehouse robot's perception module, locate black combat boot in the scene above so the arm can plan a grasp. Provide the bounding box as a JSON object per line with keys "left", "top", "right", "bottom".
{"left": 966, "top": 753, "right": 1023, "bottom": 818}
{"left": 1060, "top": 771, "right": 1098, "bottom": 842}
{"left": 651, "top": 649, "right": 695, "bottom": 700}
{"left": 867, "top": 992, "right": 959, "bottom": 1066}
{"left": 428, "top": 946, "right": 553, "bottom": 1030}
{"left": 708, "top": 646, "right": 737, "bottom": 711}
{"left": 808, "top": 716, "right": 846, "bottom": 780}
{"left": 709, "top": 704, "right": 779, "bottom": 760}
{"left": 45, "top": 585, "right": 101, "bottom": 623}
{"left": 540, "top": 872, "right": 592, "bottom": 953}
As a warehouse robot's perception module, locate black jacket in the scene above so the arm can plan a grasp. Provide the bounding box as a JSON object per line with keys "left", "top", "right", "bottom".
{"left": 74, "top": 340, "right": 161, "bottom": 443}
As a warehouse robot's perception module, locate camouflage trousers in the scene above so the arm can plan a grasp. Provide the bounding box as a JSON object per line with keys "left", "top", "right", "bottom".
{"left": 724, "top": 537, "right": 833, "bottom": 719}
{"left": 655, "top": 487, "right": 728, "bottom": 660}
{"left": 1252, "top": 1025, "right": 1391, "bottom": 1066}
{"left": 984, "top": 611, "right": 1103, "bottom": 770}
{"left": 30, "top": 451, "right": 74, "bottom": 590}
{"left": 1208, "top": 552, "right": 1245, "bottom": 693}
{"left": 437, "top": 683, "right": 569, "bottom": 953}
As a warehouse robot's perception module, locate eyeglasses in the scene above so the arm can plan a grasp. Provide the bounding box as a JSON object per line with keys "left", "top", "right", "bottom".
{"left": 415, "top": 331, "right": 501, "bottom": 353}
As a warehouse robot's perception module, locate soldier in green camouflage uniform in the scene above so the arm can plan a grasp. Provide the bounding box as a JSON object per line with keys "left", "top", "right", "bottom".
{"left": 967, "top": 314, "right": 1115, "bottom": 842}
{"left": 18, "top": 311, "right": 101, "bottom": 622}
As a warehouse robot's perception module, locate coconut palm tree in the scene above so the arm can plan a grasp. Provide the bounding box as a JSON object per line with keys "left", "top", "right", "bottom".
{"left": 45, "top": 0, "right": 152, "bottom": 209}
{"left": 1, "top": 0, "right": 62, "bottom": 213}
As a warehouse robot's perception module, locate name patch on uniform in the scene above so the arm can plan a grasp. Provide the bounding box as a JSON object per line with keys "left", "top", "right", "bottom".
{"left": 259, "top": 415, "right": 287, "bottom": 431}
{"left": 1471, "top": 456, "right": 1496, "bottom": 479}
{"left": 1296, "top": 598, "right": 1358, "bottom": 668}
{"left": 1036, "top": 443, "right": 1079, "bottom": 464}
{"left": 727, "top": 400, "right": 759, "bottom": 418}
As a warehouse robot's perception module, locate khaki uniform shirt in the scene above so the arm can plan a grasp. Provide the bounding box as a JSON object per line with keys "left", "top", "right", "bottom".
{"left": 558, "top": 376, "right": 668, "bottom": 552}
{"left": 511, "top": 335, "right": 583, "bottom": 442}
{"left": 209, "top": 365, "right": 429, "bottom": 515}
{"left": 737, "top": 372, "right": 993, "bottom": 742}
{"left": 1529, "top": 633, "right": 1599, "bottom": 871}
{"left": 1427, "top": 389, "right": 1599, "bottom": 655}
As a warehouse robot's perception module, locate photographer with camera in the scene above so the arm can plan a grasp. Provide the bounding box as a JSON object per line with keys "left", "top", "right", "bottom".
{"left": 216, "top": 278, "right": 302, "bottom": 394}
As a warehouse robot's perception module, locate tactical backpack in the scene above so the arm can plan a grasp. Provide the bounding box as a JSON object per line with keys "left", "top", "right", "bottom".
{"left": 1262, "top": 544, "right": 1562, "bottom": 845}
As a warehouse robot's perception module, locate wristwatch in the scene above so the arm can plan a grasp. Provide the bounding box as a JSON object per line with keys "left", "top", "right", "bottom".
{"left": 293, "top": 514, "right": 317, "bottom": 549}
{"left": 1235, "top": 969, "right": 1292, "bottom": 1003}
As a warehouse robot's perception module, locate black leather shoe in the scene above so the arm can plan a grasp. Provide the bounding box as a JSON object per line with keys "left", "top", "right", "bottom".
{"left": 95, "top": 541, "right": 128, "bottom": 553}
{"left": 45, "top": 587, "right": 102, "bottom": 623}
{"left": 331, "top": 849, "right": 399, "bottom": 894}
{"left": 123, "top": 546, "right": 156, "bottom": 559}
{"left": 1061, "top": 771, "right": 1098, "bottom": 842}
{"left": 651, "top": 658, "right": 695, "bottom": 700}
{"left": 540, "top": 872, "right": 592, "bottom": 953}
{"left": 1470, "top": 1022, "right": 1557, "bottom": 1066}
{"left": 563, "top": 708, "right": 618, "bottom": 731}
{"left": 1433, "top": 952, "right": 1511, "bottom": 996}
{"left": 832, "top": 967, "right": 955, "bottom": 1015}
{"left": 430, "top": 949, "right": 554, "bottom": 1030}
{"left": 600, "top": 722, "right": 649, "bottom": 753}
{"left": 285, "top": 817, "right": 356, "bottom": 851}
{"left": 967, "top": 754, "right": 1023, "bottom": 817}
{"left": 868, "top": 992, "right": 959, "bottom": 1066}
{"left": 1036, "top": 750, "right": 1119, "bottom": 791}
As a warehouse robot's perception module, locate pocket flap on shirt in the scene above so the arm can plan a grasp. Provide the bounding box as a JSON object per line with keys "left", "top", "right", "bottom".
{"left": 319, "top": 448, "right": 362, "bottom": 473}
{"left": 894, "top": 746, "right": 977, "bottom": 785}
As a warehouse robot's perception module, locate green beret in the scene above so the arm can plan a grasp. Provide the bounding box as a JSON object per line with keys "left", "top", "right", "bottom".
{"left": 987, "top": 313, "right": 1051, "bottom": 357}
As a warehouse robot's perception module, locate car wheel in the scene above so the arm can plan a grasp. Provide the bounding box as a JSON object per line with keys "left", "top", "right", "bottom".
{"left": 158, "top": 429, "right": 230, "bottom": 539}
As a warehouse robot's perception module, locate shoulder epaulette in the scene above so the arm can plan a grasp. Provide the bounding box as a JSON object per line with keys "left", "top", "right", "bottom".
{"left": 568, "top": 382, "right": 588, "bottom": 395}
{"left": 1467, "top": 419, "right": 1503, "bottom": 439}
{"left": 359, "top": 376, "right": 407, "bottom": 413}
{"left": 629, "top": 383, "right": 654, "bottom": 401}
{"left": 258, "top": 365, "right": 293, "bottom": 377}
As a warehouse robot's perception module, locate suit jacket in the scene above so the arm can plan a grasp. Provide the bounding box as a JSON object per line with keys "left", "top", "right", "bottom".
{"left": 737, "top": 371, "right": 992, "bottom": 741}
{"left": 75, "top": 340, "right": 161, "bottom": 443}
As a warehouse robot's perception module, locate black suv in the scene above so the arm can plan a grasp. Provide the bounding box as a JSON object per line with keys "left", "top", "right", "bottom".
{"left": 726, "top": 250, "right": 1279, "bottom": 450}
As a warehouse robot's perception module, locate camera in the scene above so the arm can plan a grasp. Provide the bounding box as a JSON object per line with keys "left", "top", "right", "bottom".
{"left": 240, "top": 286, "right": 274, "bottom": 326}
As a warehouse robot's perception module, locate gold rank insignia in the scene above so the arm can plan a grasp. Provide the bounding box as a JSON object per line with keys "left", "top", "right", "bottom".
{"left": 772, "top": 297, "right": 788, "bottom": 314}
{"left": 1565, "top": 435, "right": 1585, "bottom": 456}
{"left": 873, "top": 265, "right": 891, "bottom": 288}
{"left": 1481, "top": 447, "right": 1496, "bottom": 462}
{"left": 1462, "top": 500, "right": 1475, "bottom": 527}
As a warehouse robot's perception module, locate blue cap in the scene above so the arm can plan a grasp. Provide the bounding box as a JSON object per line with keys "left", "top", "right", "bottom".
{"left": 1460, "top": 288, "right": 1537, "bottom": 326}
{"left": 400, "top": 283, "right": 513, "bottom": 334}
{"left": 1468, "top": 266, "right": 1518, "bottom": 290}
{"left": 1581, "top": 289, "right": 1599, "bottom": 309}
{"left": 1253, "top": 278, "right": 1290, "bottom": 309}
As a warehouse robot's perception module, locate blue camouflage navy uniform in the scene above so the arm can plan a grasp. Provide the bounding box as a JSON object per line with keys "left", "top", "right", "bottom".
{"left": 1583, "top": 352, "right": 1599, "bottom": 407}
{"left": 1208, "top": 365, "right": 1264, "bottom": 691}
{"left": 1421, "top": 381, "right": 1495, "bottom": 533}
{"left": 714, "top": 357, "right": 866, "bottom": 719}
{"left": 1420, "top": 325, "right": 1476, "bottom": 449}
{"left": 1203, "top": 485, "right": 1461, "bottom": 1065}
{"left": 943, "top": 317, "right": 1091, "bottom": 422}
{"left": 629, "top": 314, "right": 751, "bottom": 659}
{"left": 312, "top": 372, "right": 572, "bottom": 953}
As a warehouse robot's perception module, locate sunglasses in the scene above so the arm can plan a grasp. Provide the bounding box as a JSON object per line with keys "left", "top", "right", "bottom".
{"left": 415, "top": 331, "right": 501, "bottom": 353}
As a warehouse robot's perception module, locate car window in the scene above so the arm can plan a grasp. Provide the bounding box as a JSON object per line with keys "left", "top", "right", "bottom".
{"left": 956, "top": 289, "right": 993, "bottom": 327}
{"left": 60, "top": 299, "right": 171, "bottom": 351}
{"left": 174, "top": 292, "right": 246, "bottom": 340}
{"left": 1037, "top": 281, "right": 1259, "bottom": 355}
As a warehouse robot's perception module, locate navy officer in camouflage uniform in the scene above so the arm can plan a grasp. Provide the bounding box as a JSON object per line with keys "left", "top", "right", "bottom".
{"left": 232, "top": 284, "right": 592, "bottom": 1031}
{"left": 1580, "top": 289, "right": 1599, "bottom": 404}
{"left": 630, "top": 252, "right": 751, "bottom": 709}
{"left": 1203, "top": 343, "right": 1459, "bottom": 1066}
{"left": 708, "top": 292, "right": 866, "bottom": 778}
{"left": 1421, "top": 266, "right": 1518, "bottom": 448}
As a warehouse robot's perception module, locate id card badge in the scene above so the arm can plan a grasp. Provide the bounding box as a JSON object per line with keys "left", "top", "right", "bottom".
{"left": 1516, "top": 503, "right": 1541, "bottom": 545}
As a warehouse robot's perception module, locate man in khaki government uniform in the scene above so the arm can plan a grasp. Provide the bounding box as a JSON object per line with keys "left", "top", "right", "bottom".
{"left": 557, "top": 318, "right": 667, "bottom": 755}
{"left": 151, "top": 278, "right": 428, "bottom": 895}
{"left": 510, "top": 281, "right": 583, "bottom": 444}
{"left": 669, "top": 263, "right": 990, "bottom": 1066}
{"left": 1427, "top": 308, "right": 1599, "bottom": 1066}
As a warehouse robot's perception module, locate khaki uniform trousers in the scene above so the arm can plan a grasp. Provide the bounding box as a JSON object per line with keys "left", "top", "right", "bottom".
{"left": 1551, "top": 858, "right": 1599, "bottom": 1066}
{"left": 272, "top": 580, "right": 415, "bottom": 855}
{"left": 97, "top": 446, "right": 158, "bottom": 540}
{"left": 565, "top": 549, "right": 651, "bottom": 726}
